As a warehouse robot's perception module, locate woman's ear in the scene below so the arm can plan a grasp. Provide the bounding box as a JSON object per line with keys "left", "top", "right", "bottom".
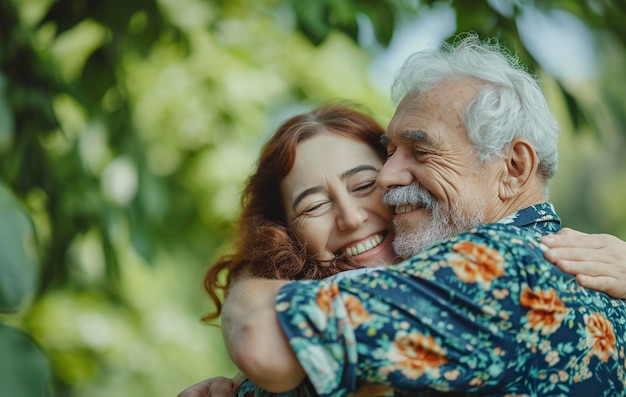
{"left": 498, "top": 139, "right": 539, "bottom": 200}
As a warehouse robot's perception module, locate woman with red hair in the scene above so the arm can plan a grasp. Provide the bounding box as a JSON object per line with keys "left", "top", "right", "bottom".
{"left": 200, "top": 102, "right": 399, "bottom": 396}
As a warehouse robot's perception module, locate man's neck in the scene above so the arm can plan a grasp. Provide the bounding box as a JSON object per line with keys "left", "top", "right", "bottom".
{"left": 488, "top": 195, "right": 547, "bottom": 224}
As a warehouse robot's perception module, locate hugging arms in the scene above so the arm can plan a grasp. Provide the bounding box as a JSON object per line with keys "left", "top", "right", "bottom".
{"left": 543, "top": 228, "right": 626, "bottom": 299}
{"left": 180, "top": 34, "right": 626, "bottom": 397}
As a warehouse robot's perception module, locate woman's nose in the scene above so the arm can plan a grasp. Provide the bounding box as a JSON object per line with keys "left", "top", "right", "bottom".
{"left": 335, "top": 198, "right": 368, "bottom": 231}
{"left": 376, "top": 150, "right": 413, "bottom": 190}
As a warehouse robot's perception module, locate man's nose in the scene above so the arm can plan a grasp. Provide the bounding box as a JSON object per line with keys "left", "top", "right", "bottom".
{"left": 376, "top": 150, "right": 414, "bottom": 190}
{"left": 335, "top": 198, "right": 368, "bottom": 231}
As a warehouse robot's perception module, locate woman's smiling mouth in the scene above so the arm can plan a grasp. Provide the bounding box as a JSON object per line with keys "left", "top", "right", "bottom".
{"left": 343, "top": 233, "right": 386, "bottom": 256}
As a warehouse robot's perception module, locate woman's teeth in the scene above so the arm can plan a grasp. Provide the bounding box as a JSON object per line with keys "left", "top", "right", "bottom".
{"left": 344, "top": 234, "right": 384, "bottom": 257}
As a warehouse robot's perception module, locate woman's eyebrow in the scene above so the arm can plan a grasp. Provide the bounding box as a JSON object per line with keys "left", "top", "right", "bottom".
{"left": 341, "top": 165, "right": 379, "bottom": 179}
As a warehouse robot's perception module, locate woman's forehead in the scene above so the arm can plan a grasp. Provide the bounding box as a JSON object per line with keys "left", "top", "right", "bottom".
{"left": 293, "top": 133, "right": 381, "bottom": 172}
{"left": 281, "top": 133, "right": 382, "bottom": 201}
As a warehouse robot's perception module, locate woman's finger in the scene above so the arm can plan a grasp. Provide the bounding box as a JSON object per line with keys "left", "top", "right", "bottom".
{"left": 576, "top": 274, "right": 626, "bottom": 300}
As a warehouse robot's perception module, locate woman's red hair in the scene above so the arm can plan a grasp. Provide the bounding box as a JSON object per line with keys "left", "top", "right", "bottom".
{"left": 203, "top": 102, "right": 386, "bottom": 321}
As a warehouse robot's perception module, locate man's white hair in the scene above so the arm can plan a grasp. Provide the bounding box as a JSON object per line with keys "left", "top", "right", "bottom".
{"left": 391, "top": 33, "right": 559, "bottom": 198}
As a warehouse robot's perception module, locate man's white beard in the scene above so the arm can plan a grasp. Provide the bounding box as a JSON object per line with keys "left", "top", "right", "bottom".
{"left": 383, "top": 183, "right": 486, "bottom": 259}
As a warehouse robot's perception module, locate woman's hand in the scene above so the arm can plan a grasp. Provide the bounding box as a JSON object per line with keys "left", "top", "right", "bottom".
{"left": 542, "top": 228, "right": 626, "bottom": 299}
{"left": 176, "top": 376, "right": 236, "bottom": 397}
{"left": 222, "top": 277, "right": 306, "bottom": 392}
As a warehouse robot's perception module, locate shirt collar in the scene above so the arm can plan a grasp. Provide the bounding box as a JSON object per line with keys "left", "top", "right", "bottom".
{"left": 497, "top": 203, "right": 562, "bottom": 237}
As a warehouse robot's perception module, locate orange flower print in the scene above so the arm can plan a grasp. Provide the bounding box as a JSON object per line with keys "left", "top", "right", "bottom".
{"left": 315, "top": 283, "right": 340, "bottom": 315}
{"left": 383, "top": 332, "right": 448, "bottom": 379}
{"left": 344, "top": 295, "right": 372, "bottom": 327}
{"left": 520, "top": 287, "right": 569, "bottom": 335}
{"left": 444, "top": 369, "right": 460, "bottom": 381}
{"left": 493, "top": 288, "right": 510, "bottom": 300}
{"left": 585, "top": 312, "right": 616, "bottom": 363}
{"left": 449, "top": 241, "right": 505, "bottom": 287}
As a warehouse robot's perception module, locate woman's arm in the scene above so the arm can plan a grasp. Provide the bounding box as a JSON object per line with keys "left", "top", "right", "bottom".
{"left": 221, "top": 277, "right": 306, "bottom": 392}
{"left": 541, "top": 228, "right": 626, "bottom": 299}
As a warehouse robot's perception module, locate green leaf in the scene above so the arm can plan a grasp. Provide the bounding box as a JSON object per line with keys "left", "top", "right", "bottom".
{"left": 0, "top": 183, "right": 39, "bottom": 313}
{"left": 291, "top": 0, "right": 333, "bottom": 45}
{"left": 557, "top": 79, "right": 594, "bottom": 135}
{"left": 362, "top": 1, "right": 395, "bottom": 46}
{"left": 0, "top": 324, "right": 52, "bottom": 397}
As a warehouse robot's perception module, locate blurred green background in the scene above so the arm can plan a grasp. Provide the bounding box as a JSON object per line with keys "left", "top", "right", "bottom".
{"left": 1, "top": 0, "right": 625, "bottom": 396}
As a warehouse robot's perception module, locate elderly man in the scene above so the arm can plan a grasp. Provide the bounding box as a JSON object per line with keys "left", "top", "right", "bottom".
{"left": 185, "top": 35, "right": 626, "bottom": 396}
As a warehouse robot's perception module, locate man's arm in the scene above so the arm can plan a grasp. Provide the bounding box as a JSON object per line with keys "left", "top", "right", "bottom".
{"left": 221, "top": 277, "right": 306, "bottom": 392}
{"left": 542, "top": 228, "right": 626, "bottom": 299}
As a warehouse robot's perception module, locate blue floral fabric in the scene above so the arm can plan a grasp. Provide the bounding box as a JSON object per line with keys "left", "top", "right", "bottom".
{"left": 237, "top": 378, "right": 316, "bottom": 397}
{"left": 273, "top": 203, "right": 626, "bottom": 396}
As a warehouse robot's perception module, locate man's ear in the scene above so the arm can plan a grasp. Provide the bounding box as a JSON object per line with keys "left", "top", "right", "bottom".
{"left": 499, "top": 139, "right": 539, "bottom": 200}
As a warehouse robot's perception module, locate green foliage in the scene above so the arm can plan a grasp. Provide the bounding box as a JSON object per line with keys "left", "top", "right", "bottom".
{"left": 289, "top": 0, "right": 396, "bottom": 46}
{"left": 0, "top": 183, "right": 38, "bottom": 312}
{"left": 0, "top": 183, "right": 51, "bottom": 396}
{"left": 0, "top": 324, "right": 52, "bottom": 397}
{"left": 0, "top": 0, "right": 625, "bottom": 395}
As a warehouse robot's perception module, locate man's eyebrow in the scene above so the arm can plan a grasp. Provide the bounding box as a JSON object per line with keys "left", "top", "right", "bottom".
{"left": 402, "top": 130, "right": 430, "bottom": 144}
{"left": 291, "top": 165, "right": 379, "bottom": 211}
{"left": 380, "top": 130, "right": 431, "bottom": 147}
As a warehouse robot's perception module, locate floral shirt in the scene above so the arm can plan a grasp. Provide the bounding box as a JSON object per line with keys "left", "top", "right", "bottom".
{"left": 237, "top": 379, "right": 316, "bottom": 397}
{"left": 237, "top": 269, "right": 385, "bottom": 397}
{"left": 273, "top": 203, "right": 626, "bottom": 396}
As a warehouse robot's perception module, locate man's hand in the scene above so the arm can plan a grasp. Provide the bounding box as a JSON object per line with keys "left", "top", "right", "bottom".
{"left": 176, "top": 376, "right": 235, "bottom": 397}
{"left": 542, "top": 228, "right": 626, "bottom": 299}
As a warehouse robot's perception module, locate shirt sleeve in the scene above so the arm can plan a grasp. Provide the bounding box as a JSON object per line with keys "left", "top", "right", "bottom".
{"left": 275, "top": 224, "right": 545, "bottom": 396}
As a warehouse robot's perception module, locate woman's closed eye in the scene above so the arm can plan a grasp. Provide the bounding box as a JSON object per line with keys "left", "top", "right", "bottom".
{"left": 297, "top": 200, "right": 332, "bottom": 217}
{"left": 352, "top": 180, "right": 377, "bottom": 196}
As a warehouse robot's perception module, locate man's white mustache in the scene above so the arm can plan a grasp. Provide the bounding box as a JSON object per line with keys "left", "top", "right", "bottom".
{"left": 382, "top": 183, "right": 437, "bottom": 210}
